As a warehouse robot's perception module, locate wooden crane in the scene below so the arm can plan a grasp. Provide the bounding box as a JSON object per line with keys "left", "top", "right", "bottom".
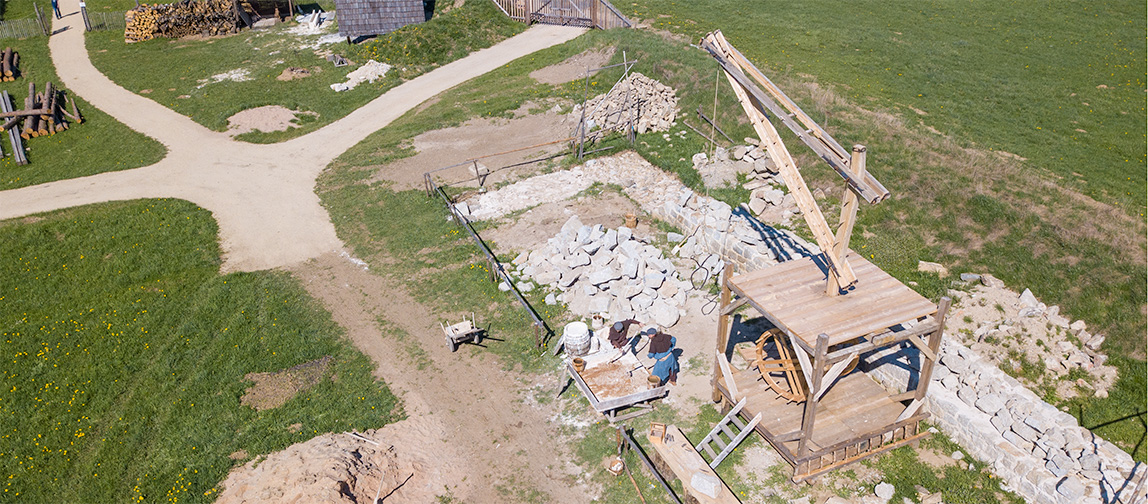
{"left": 701, "top": 30, "right": 888, "bottom": 406}
{"left": 700, "top": 30, "right": 889, "bottom": 297}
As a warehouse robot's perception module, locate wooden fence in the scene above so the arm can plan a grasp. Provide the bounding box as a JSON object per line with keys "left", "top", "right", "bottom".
{"left": 0, "top": 18, "right": 44, "bottom": 40}
{"left": 86, "top": 11, "right": 127, "bottom": 32}
{"left": 489, "top": 0, "right": 631, "bottom": 29}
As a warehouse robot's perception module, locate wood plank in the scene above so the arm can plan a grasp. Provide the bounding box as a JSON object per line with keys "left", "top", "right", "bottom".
{"left": 647, "top": 425, "right": 742, "bottom": 504}
{"left": 717, "top": 351, "right": 740, "bottom": 401}
{"left": 715, "top": 41, "right": 856, "bottom": 288}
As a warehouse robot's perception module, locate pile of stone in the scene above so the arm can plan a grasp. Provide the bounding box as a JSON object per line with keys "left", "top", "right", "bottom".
{"left": 691, "top": 142, "right": 805, "bottom": 224}
{"left": 944, "top": 274, "right": 1116, "bottom": 397}
{"left": 573, "top": 72, "right": 678, "bottom": 136}
{"left": 505, "top": 215, "right": 691, "bottom": 327}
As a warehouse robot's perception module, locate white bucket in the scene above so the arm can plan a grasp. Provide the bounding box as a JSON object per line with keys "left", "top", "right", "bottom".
{"left": 564, "top": 321, "right": 591, "bottom": 356}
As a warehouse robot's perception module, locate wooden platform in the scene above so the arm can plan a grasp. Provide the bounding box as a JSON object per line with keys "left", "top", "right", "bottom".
{"left": 647, "top": 424, "right": 741, "bottom": 504}
{"left": 567, "top": 332, "right": 667, "bottom": 421}
{"left": 714, "top": 359, "right": 928, "bottom": 481}
{"left": 729, "top": 252, "right": 936, "bottom": 350}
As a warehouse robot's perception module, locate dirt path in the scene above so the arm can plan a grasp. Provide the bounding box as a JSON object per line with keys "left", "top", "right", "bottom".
{"left": 0, "top": 3, "right": 583, "bottom": 273}
{"left": 289, "top": 252, "right": 590, "bottom": 503}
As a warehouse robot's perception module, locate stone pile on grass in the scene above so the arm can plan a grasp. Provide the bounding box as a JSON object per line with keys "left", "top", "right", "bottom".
{"left": 692, "top": 141, "right": 803, "bottom": 224}
{"left": 574, "top": 72, "right": 678, "bottom": 136}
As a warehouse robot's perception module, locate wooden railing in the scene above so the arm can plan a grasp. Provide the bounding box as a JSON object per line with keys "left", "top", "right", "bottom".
{"left": 489, "top": 0, "right": 631, "bottom": 29}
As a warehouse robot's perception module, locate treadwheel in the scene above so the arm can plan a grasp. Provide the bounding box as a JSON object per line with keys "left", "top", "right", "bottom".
{"left": 753, "top": 329, "right": 858, "bottom": 403}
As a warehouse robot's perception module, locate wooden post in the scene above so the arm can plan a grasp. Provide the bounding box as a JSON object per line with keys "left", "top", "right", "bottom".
{"left": 712, "top": 263, "right": 734, "bottom": 403}
{"left": 797, "top": 333, "right": 829, "bottom": 456}
{"left": 913, "top": 297, "right": 951, "bottom": 402}
{"left": 34, "top": 3, "right": 48, "bottom": 36}
{"left": 826, "top": 145, "right": 867, "bottom": 296}
{"left": 80, "top": 1, "right": 91, "bottom": 32}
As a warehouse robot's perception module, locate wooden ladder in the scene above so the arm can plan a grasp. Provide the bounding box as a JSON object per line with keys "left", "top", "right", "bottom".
{"left": 695, "top": 397, "right": 762, "bottom": 468}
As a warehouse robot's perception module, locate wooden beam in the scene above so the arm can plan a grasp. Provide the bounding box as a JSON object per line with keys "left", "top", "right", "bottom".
{"left": 812, "top": 351, "right": 857, "bottom": 402}
{"left": 896, "top": 398, "right": 924, "bottom": 422}
{"left": 913, "top": 297, "right": 951, "bottom": 403}
{"left": 827, "top": 145, "right": 867, "bottom": 296}
{"left": 713, "top": 263, "right": 734, "bottom": 403}
{"left": 700, "top": 31, "right": 889, "bottom": 204}
{"left": 713, "top": 46, "right": 856, "bottom": 288}
{"left": 787, "top": 330, "right": 815, "bottom": 392}
{"left": 797, "top": 334, "right": 829, "bottom": 456}
{"left": 908, "top": 335, "right": 937, "bottom": 362}
{"left": 719, "top": 296, "right": 748, "bottom": 316}
{"left": 716, "top": 351, "right": 739, "bottom": 401}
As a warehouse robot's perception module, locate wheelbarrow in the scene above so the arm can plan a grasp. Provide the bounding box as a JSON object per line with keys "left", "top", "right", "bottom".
{"left": 441, "top": 313, "right": 483, "bottom": 352}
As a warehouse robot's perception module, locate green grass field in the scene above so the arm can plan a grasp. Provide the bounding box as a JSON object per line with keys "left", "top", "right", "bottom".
{"left": 0, "top": 0, "right": 166, "bottom": 190}
{"left": 620, "top": 0, "right": 1146, "bottom": 215}
{"left": 85, "top": 0, "right": 523, "bottom": 142}
{"left": 0, "top": 200, "right": 401, "bottom": 503}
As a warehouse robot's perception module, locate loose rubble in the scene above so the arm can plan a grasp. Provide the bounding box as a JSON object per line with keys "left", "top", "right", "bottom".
{"left": 573, "top": 72, "right": 678, "bottom": 136}
{"left": 944, "top": 275, "right": 1117, "bottom": 397}
{"left": 693, "top": 141, "right": 805, "bottom": 225}
{"left": 331, "top": 60, "right": 392, "bottom": 92}
{"left": 506, "top": 216, "right": 692, "bottom": 327}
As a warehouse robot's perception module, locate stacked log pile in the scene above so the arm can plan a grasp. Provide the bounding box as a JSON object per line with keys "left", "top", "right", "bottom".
{"left": 0, "top": 82, "right": 83, "bottom": 140}
{"left": 124, "top": 0, "right": 238, "bottom": 43}
{"left": 1, "top": 48, "right": 19, "bottom": 82}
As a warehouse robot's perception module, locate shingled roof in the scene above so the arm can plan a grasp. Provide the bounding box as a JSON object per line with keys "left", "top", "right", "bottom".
{"left": 334, "top": 0, "right": 424, "bottom": 38}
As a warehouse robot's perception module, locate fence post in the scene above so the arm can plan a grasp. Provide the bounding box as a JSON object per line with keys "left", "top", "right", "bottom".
{"left": 34, "top": 3, "right": 48, "bottom": 36}
{"left": 80, "top": 1, "right": 92, "bottom": 31}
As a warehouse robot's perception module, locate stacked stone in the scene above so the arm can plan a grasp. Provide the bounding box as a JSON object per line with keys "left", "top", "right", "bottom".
{"left": 507, "top": 216, "right": 691, "bottom": 327}
{"left": 578, "top": 153, "right": 816, "bottom": 275}
{"left": 573, "top": 72, "right": 679, "bottom": 136}
{"left": 867, "top": 339, "right": 1141, "bottom": 504}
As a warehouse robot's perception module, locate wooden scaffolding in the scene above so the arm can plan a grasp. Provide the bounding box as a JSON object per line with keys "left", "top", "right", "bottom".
{"left": 700, "top": 30, "right": 953, "bottom": 482}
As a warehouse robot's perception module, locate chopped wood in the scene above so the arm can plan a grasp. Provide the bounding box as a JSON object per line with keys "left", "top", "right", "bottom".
{"left": 125, "top": 0, "right": 239, "bottom": 43}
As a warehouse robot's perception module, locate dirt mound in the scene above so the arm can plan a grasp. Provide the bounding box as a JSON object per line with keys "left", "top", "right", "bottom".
{"left": 240, "top": 355, "right": 332, "bottom": 410}
{"left": 226, "top": 105, "right": 318, "bottom": 136}
{"left": 277, "top": 66, "right": 313, "bottom": 81}
{"left": 215, "top": 430, "right": 406, "bottom": 504}
{"left": 530, "top": 46, "right": 615, "bottom": 84}
{"left": 216, "top": 411, "right": 472, "bottom": 504}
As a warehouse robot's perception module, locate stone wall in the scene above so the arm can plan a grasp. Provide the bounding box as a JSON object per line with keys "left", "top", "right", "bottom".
{"left": 866, "top": 342, "right": 1143, "bottom": 504}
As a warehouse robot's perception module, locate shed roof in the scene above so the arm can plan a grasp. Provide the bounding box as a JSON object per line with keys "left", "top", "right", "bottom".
{"left": 334, "top": 0, "right": 423, "bottom": 38}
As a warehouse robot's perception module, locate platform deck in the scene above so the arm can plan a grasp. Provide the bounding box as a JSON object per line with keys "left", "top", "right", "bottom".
{"left": 729, "top": 252, "right": 936, "bottom": 349}
{"left": 714, "top": 360, "right": 928, "bottom": 480}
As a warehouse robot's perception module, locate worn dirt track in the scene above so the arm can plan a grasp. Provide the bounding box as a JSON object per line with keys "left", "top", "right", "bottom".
{"left": 289, "top": 253, "right": 590, "bottom": 503}
{"left": 0, "top": 4, "right": 583, "bottom": 272}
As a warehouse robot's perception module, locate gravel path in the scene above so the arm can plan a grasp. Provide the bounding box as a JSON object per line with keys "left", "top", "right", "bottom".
{"left": 0, "top": 4, "right": 584, "bottom": 272}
